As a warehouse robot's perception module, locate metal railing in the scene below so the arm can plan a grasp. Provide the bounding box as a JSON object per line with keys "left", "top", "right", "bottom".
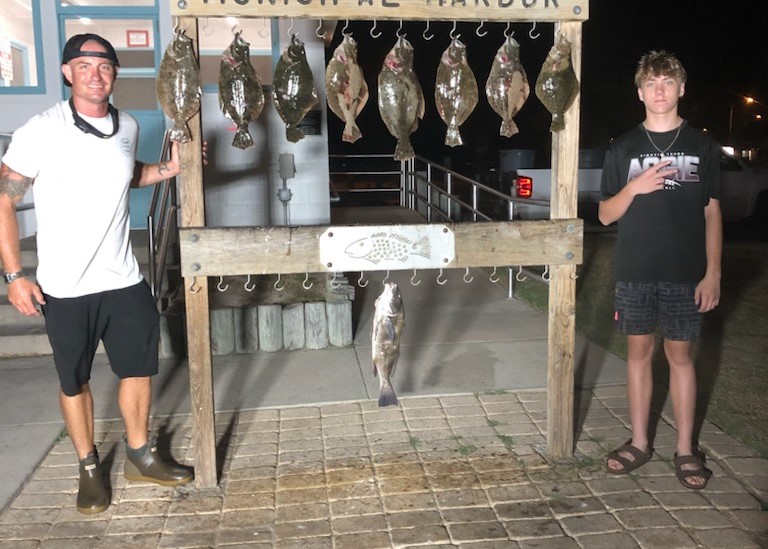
{"left": 147, "top": 130, "right": 179, "bottom": 303}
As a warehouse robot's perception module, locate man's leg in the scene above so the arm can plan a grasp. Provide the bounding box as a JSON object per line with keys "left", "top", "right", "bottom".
{"left": 664, "top": 339, "right": 707, "bottom": 487}
{"left": 607, "top": 333, "right": 655, "bottom": 472}
{"left": 119, "top": 376, "right": 151, "bottom": 450}
{"left": 59, "top": 383, "right": 95, "bottom": 459}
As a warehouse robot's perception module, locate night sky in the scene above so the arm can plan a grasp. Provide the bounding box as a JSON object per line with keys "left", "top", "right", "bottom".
{"left": 324, "top": 0, "right": 768, "bottom": 173}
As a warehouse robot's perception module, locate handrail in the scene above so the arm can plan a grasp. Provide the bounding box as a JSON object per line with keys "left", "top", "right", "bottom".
{"left": 147, "top": 130, "right": 178, "bottom": 302}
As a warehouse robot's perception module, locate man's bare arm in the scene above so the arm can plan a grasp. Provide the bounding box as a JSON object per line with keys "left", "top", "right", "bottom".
{"left": 0, "top": 163, "right": 33, "bottom": 274}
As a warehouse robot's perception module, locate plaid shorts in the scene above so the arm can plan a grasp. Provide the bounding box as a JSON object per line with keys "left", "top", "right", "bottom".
{"left": 614, "top": 281, "right": 702, "bottom": 341}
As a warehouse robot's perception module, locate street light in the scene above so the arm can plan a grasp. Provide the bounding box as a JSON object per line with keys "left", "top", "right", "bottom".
{"left": 729, "top": 95, "right": 756, "bottom": 142}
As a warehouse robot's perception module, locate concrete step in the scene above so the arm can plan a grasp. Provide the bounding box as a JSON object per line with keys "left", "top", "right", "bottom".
{"left": 0, "top": 299, "right": 46, "bottom": 328}
{"left": 0, "top": 325, "right": 52, "bottom": 357}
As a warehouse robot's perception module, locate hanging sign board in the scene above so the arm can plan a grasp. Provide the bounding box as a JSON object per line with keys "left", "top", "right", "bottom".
{"left": 171, "top": 0, "right": 588, "bottom": 22}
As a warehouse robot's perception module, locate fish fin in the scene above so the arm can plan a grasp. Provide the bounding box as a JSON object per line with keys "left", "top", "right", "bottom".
{"left": 412, "top": 236, "right": 431, "bottom": 259}
{"left": 500, "top": 119, "right": 519, "bottom": 138}
{"left": 444, "top": 126, "right": 463, "bottom": 147}
{"left": 232, "top": 128, "right": 255, "bottom": 149}
{"left": 169, "top": 124, "right": 192, "bottom": 144}
{"left": 393, "top": 139, "right": 414, "bottom": 161}
{"left": 286, "top": 125, "right": 305, "bottom": 143}
{"left": 378, "top": 386, "right": 398, "bottom": 407}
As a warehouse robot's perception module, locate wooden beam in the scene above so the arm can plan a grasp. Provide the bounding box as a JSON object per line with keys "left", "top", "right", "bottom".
{"left": 171, "top": 0, "right": 589, "bottom": 22}
{"left": 176, "top": 17, "right": 218, "bottom": 489}
{"left": 547, "top": 20, "right": 582, "bottom": 459}
{"left": 178, "top": 219, "right": 583, "bottom": 277}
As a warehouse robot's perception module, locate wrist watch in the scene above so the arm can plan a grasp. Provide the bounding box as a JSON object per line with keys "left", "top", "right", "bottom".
{"left": 3, "top": 271, "right": 24, "bottom": 284}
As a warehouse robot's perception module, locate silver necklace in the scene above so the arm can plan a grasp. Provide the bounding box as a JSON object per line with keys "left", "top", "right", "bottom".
{"left": 644, "top": 123, "right": 682, "bottom": 155}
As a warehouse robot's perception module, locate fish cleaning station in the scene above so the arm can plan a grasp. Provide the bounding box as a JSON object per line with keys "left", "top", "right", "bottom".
{"left": 168, "top": 0, "right": 589, "bottom": 489}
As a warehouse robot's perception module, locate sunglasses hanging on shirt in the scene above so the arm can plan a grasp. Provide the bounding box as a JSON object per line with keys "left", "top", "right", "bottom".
{"left": 69, "top": 97, "right": 119, "bottom": 139}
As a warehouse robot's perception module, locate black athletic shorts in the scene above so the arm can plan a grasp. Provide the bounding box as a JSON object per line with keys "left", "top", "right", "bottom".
{"left": 42, "top": 280, "right": 160, "bottom": 396}
{"left": 614, "top": 281, "right": 702, "bottom": 341}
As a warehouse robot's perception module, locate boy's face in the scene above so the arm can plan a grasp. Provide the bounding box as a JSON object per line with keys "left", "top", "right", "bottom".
{"left": 637, "top": 74, "right": 685, "bottom": 116}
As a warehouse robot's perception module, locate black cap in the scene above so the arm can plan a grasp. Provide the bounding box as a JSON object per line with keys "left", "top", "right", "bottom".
{"left": 62, "top": 34, "right": 120, "bottom": 87}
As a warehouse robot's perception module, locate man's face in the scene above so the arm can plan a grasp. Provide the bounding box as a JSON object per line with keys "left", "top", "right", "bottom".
{"left": 637, "top": 74, "right": 685, "bottom": 116}
{"left": 61, "top": 40, "right": 117, "bottom": 104}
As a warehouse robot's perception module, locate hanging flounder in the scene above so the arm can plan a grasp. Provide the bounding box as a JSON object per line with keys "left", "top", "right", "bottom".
{"left": 326, "top": 33, "right": 369, "bottom": 144}
{"left": 219, "top": 31, "right": 264, "bottom": 150}
{"left": 485, "top": 35, "right": 530, "bottom": 137}
{"left": 535, "top": 34, "right": 579, "bottom": 132}
{"left": 157, "top": 30, "right": 201, "bottom": 143}
{"left": 272, "top": 33, "right": 319, "bottom": 143}
{"left": 434, "top": 36, "right": 478, "bottom": 147}
{"left": 377, "top": 36, "right": 425, "bottom": 161}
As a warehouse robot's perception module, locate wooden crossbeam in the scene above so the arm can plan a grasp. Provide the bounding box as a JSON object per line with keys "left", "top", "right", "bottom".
{"left": 171, "top": 0, "right": 589, "bottom": 22}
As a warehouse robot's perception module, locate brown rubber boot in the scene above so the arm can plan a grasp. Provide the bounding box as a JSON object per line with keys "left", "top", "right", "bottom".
{"left": 124, "top": 436, "right": 193, "bottom": 487}
{"left": 77, "top": 449, "right": 109, "bottom": 514}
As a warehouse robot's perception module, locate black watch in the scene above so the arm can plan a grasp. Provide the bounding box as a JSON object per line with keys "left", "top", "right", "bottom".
{"left": 3, "top": 271, "right": 24, "bottom": 284}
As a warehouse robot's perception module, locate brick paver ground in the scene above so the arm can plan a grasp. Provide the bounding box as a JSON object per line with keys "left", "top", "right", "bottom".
{"left": 1, "top": 387, "right": 766, "bottom": 548}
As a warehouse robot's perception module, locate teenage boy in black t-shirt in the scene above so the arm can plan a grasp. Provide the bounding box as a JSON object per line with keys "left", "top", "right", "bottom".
{"left": 598, "top": 51, "right": 722, "bottom": 490}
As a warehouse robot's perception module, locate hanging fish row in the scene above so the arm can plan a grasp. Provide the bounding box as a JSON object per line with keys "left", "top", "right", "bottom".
{"left": 156, "top": 29, "right": 579, "bottom": 159}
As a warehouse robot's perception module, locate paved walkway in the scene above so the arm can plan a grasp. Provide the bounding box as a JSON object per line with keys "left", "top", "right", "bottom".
{"left": 1, "top": 387, "right": 766, "bottom": 548}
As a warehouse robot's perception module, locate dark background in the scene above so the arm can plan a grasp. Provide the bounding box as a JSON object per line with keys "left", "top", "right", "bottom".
{"left": 324, "top": 0, "right": 768, "bottom": 174}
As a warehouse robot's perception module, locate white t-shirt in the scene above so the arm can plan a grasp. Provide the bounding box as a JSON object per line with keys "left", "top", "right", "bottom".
{"left": 2, "top": 100, "right": 143, "bottom": 298}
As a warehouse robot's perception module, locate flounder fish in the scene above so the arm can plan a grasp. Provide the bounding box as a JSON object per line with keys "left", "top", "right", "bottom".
{"left": 435, "top": 36, "right": 478, "bottom": 147}
{"left": 535, "top": 34, "right": 579, "bottom": 132}
{"left": 485, "top": 35, "right": 530, "bottom": 137}
{"left": 372, "top": 282, "right": 405, "bottom": 407}
{"left": 219, "top": 31, "right": 264, "bottom": 150}
{"left": 272, "top": 33, "right": 319, "bottom": 143}
{"left": 377, "top": 36, "right": 425, "bottom": 161}
{"left": 157, "top": 30, "right": 201, "bottom": 143}
{"left": 326, "top": 33, "right": 369, "bottom": 144}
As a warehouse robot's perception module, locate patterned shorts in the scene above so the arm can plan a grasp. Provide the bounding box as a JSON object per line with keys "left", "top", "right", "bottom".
{"left": 614, "top": 281, "right": 701, "bottom": 341}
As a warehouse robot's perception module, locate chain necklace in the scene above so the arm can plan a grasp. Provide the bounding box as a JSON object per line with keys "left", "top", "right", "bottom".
{"left": 644, "top": 122, "right": 682, "bottom": 155}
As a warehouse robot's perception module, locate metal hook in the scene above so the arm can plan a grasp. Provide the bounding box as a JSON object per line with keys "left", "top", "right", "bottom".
{"left": 449, "top": 21, "right": 459, "bottom": 40}
{"left": 463, "top": 267, "right": 474, "bottom": 284}
{"left": 244, "top": 275, "right": 256, "bottom": 292}
{"left": 358, "top": 271, "right": 369, "bottom": 288}
{"left": 316, "top": 19, "right": 324, "bottom": 38}
{"left": 383, "top": 270, "right": 390, "bottom": 285}
{"left": 342, "top": 19, "right": 350, "bottom": 35}
{"left": 423, "top": 20, "right": 434, "bottom": 41}
{"left": 274, "top": 273, "right": 285, "bottom": 292}
{"left": 217, "top": 276, "right": 229, "bottom": 292}
{"left": 504, "top": 21, "right": 514, "bottom": 38}
{"left": 330, "top": 272, "right": 342, "bottom": 290}
{"left": 396, "top": 20, "right": 404, "bottom": 38}
{"left": 302, "top": 272, "right": 313, "bottom": 290}
{"left": 516, "top": 266, "right": 527, "bottom": 282}
{"left": 476, "top": 20, "right": 488, "bottom": 37}
{"left": 188, "top": 278, "right": 200, "bottom": 294}
{"left": 371, "top": 19, "right": 382, "bottom": 39}
{"left": 173, "top": 17, "right": 180, "bottom": 35}
{"left": 258, "top": 18, "right": 269, "bottom": 39}
{"left": 287, "top": 18, "right": 294, "bottom": 38}
{"left": 489, "top": 267, "right": 500, "bottom": 284}
{"left": 570, "top": 266, "right": 579, "bottom": 280}
{"left": 529, "top": 21, "right": 540, "bottom": 40}
{"left": 201, "top": 18, "right": 214, "bottom": 37}
{"left": 436, "top": 268, "right": 447, "bottom": 286}
{"left": 542, "top": 265, "right": 551, "bottom": 281}
{"left": 410, "top": 268, "right": 421, "bottom": 286}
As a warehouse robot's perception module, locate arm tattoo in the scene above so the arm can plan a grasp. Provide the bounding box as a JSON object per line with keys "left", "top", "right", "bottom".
{"left": 157, "top": 161, "right": 170, "bottom": 177}
{"left": 0, "top": 164, "right": 33, "bottom": 201}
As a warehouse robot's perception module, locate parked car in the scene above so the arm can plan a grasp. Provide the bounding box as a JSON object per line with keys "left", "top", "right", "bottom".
{"left": 719, "top": 151, "right": 768, "bottom": 222}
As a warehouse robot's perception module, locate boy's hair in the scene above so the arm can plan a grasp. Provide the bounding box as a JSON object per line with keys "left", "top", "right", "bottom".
{"left": 634, "top": 50, "right": 687, "bottom": 87}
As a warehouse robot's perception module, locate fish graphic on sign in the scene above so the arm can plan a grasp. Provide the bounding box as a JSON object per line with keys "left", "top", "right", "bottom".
{"left": 344, "top": 232, "right": 431, "bottom": 264}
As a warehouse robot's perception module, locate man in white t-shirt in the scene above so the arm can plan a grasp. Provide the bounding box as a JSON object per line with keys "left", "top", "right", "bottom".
{"left": 0, "top": 34, "right": 194, "bottom": 514}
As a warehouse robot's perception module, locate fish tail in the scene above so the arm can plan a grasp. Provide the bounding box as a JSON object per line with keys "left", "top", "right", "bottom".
{"left": 378, "top": 385, "right": 398, "bottom": 407}
{"left": 413, "top": 236, "right": 431, "bottom": 259}
{"left": 286, "top": 125, "right": 305, "bottom": 143}
{"left": 500, "top": 119, "right": 519, "bottom": 138}
{"left": 549, "top": 114, "right": 565, "bottom": 132}
{"left": 232, "top": 127, "right": 254, "bottom": 150}
{"left": 444, "top": 125, "right": 463, "bottom": 147}
{"left": 342, "top": 123, "right": 363, "bottom": 144}
{"left": 393, "top": 139, "right": 414, "bottom": 161}
{"left": 169, "top": 124, "right": 192, "bottom": 144}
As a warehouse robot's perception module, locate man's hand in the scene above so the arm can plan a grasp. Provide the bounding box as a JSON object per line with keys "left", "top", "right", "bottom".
{"left": 628, "top": 160, "right": 677, "bottom": 196}
{"left": 694, "top": 274, "right": 720, "bottom": 313}
{"left": 7, "top": 277, "right": 45, "bottom": 316}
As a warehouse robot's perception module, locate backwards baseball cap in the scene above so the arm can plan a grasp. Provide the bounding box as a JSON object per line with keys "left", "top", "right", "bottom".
{"left": 62, "top": 34, "right": 120, "bottom": 87}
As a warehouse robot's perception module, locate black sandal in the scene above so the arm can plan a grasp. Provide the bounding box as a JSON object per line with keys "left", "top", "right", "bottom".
{"left": 606, "top": 439, "right": 653, "bottom": 474}
{"left": 674, "top": 453, "right": 712, "bottom": 490}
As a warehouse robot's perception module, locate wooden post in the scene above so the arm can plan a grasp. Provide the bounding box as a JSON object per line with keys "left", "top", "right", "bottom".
{"left": 547, "top": 21, "right": 583, "bottom": 458}
{"left": 177, "top": 17, "right": 217, "bottom": 489}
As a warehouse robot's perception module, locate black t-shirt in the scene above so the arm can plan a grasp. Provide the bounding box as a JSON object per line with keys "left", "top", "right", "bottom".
{"left": 600, "top": 121, "right": 720, "bottom": 284}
